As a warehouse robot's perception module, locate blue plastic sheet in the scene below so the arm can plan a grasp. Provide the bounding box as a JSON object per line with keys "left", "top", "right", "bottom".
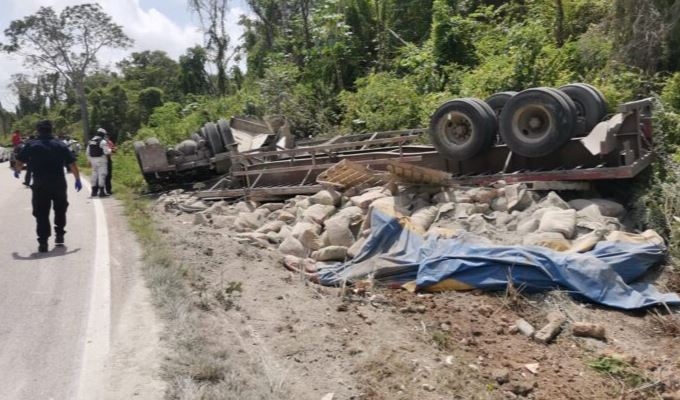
{"left": 315, "top": 208, "right": 680, "bottom": 310}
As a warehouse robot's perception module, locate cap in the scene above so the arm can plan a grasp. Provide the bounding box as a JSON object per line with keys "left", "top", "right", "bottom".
{"left": 96, "top": 128, "right": 107, "bottom": 135}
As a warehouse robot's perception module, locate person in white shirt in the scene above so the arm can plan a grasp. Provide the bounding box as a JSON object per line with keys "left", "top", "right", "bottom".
{"left": 86, "top": 128, "right": 112, "bottom": 197}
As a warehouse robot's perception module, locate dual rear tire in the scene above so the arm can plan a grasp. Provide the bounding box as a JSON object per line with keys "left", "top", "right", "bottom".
{"left": 430, "top": 83, "right": 608, "bottom": 159}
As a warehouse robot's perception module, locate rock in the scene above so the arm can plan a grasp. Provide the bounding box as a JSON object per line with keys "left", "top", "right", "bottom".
{"left": 312, "top": 246, "right": 348, "bottom": 261}
{"left": 517, "top": 218, "right": 539, "bottom": 234}
{"left": 311, "top": 189, "right": 342, "bottom": 206}
{"left": 334, "top": 206, "right": 365, "bottom": 225}
{"left": 410, "top": 205, "right": 439, "bottom": 232}
{"left": 455, "top": 203, "right": 476, "bottom": 219}
{"left": 275, "top": 210, "right": 297, "bottom": 223}
{"left": 538, "top": 191, "right": 570, "bottom": 209}
{"left": 538, "top": 209, "right": 577, "bottom": 239}
{"left": 421, "top": 383, "right": 436, "bottom": 392}
{"left": 266, "top": 231, "right": 282, "bottom": 244}
{"left": 605, "top": 230, "right": 665, "bottom": 246}
{"left": 509, "top": 381, "right": 534, "bottom": 396}
{"left": 492, "top": 368, "right": 510, "bottom": 384}
{"left": 469, "top": 188, "right": 498, "bottom": 204}
{"left": 258, "top": 202, "right": 285, "bottom": 212}
{"left": 193, "top": 213, "right": 207, "bottom": 225}
{"left": 324, "top": 215, "right": 356, "bottom": 247}
{"left": 534, "top": 312, "right": 566, "bottom": 343}
{"left": 350, "top": 189, "right": 388, "bottom": 209}
{"left": 569, "top": 198, "right": 625, "bottom": 218}
{"left": 234, "top": 200, "right": 258, "bottom": 213}
{"left": 234, "top": 211, "right": 265, "bottom": 232}
{"left": 507, "top": 185, "right": 536, "bottom": 212}
{"left": 524, "top": 363, "right": 539, "bottom": 374}
{"left": 433, "top": 190, "right": 456, "bottom": 204}
{"left": 661, "top": 391, "right": 680, "bottom": 400}
{"left": 278, "top": 236, "right": 306, "bottom": 257}
{"left": 321, "top": 393, "right": 335, "bottom": 400}
{"left": 291, "top": 222, "right": 322, "bottom": 238}
{"left": 491, "top": 196, "right": 508, "bottom": 212}
{"left": 572, "top": 322, "right": 606, "bottom": 340}
{"left": 212, "top": 215, "right": 236, "bottom": 229}
{"left": 523, "top": 232, "right": 571, "bottom": 251}
{"left": 568, "top": 230, "right": 604, "bottom": 253}
{"left": 302, "top": 204, "right": 336, "bottom": 224}
{"left": 256, "top": 220, "right": 285, "bottom": 234}
{"left": 515, "top": 319, "right": 535, "bottom": 337}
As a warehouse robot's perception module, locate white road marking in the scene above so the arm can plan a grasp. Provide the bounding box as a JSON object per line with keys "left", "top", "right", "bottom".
{"left": 76, "top": 181, "right": 111, "bottom": 400}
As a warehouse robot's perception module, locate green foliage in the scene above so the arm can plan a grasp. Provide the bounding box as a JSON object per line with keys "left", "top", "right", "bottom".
{"left": 118, "top": 50, "right": 181, "bottom": 101}
{"left": 338, "top": 72, "right": 422, "bottom": 131}
{"left": 588, "top": 356, "right": 647, "bottom": 388}
{"left": 179, "top": 46, "right": 211, "bottom": 96}
{"left": 662, "top": 73, "right": 680, "bottom": 112}
{"left": 138, "top": 87, "right": 164, "bottom": 125}
{"left": 431, "top": 1, "right": 477, "bottom": 67}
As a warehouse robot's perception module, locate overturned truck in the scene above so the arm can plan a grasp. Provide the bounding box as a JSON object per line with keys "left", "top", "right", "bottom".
{"left": 135, "top": 84, "right": 655, "bottom": 200}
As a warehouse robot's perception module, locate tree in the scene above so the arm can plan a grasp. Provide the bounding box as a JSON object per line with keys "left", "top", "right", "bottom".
{"left": 118, "top": 50, "right": 181, "bottom": 101}
{"left": 188, "top": 0, "right": 233, "bottom": 96}
{"left": 2, "top": 4, "right": 132, "bottom": 142}
{"left": 179, "top": 46, "right": 211, "bottom": 95}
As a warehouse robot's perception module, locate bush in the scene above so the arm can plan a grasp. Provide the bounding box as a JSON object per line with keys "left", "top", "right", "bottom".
{"left": 338, "top": 72, "right": 423, "bottom": 132}
{"left": 662, "top": 72, "right": 680, "bottom": 112}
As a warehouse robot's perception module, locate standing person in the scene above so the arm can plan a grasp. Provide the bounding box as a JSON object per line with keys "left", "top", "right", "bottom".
{"left": 103, "top": 132, "right": 117, "bottom": 195}
{"left": 10, "top": 130, "right": 22, "bottom": 170}
{"left": 87, "top": 128, "right": 111, "bottom": 197}
{"left": 13, "top": 120, "right": 82, "bottom": 253}
{"left": 11, "top": 130, "right": 21, "bottom": 147}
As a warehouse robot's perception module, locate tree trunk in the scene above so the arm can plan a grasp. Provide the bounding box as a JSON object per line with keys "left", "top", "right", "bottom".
{"left": 75, "top": 81, "right": 90, "bottom": 143}
{"left": 216, "top": 45, "right": 227, "bottom": 96}
{"left": 555, "top": 0, "right": 565, "bottom": 47}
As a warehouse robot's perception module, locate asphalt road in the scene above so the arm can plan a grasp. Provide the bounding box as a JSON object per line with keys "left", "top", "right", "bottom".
{"left": 0, "top": 166, "right": 108, "bottom": 400}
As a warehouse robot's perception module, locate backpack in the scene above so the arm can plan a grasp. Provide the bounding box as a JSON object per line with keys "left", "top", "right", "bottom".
{"left": 88, "top": 137, "right": 104, "bottom": 157}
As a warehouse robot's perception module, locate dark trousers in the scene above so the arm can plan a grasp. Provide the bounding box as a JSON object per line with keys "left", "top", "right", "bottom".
{"left": 105, "top": 156, "right": 112, "bottom": 193}
{"left": 23, "top": 164, "right": 32, "bottom": 186}
{"left": 31, "top": 180, "right": 68, "bottom": 244}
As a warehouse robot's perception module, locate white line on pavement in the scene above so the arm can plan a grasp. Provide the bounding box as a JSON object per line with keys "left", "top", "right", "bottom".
{"left": 76, "top": 181, "right": 111, "bottom": 400}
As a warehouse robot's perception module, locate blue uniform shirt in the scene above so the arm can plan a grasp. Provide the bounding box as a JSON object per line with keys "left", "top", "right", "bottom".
{"left": 17, "top": 135, "right": 77, "bottom": 184}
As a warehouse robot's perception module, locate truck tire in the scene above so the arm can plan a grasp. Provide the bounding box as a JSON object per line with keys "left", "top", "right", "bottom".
{"left": 558, "top": 83, "right": 607, "bottom": 134}
{"left": 429, "top": 98, "right": 496, "bottom": 160}
{"left": 553, "top": 88, "right": 586, "bottom": 137}
{"left": 485, "top": 91, "right": 517, "bottom": 117}
{"left": 499, "top": 87, "right": 576, "bottom": 158}
{"left": 217, "top": 118, "right": 235, "bottom": 149}
{"left": 574, "top": 82, "right": 608, "bottom": 115}
{"left": 203, "top": 122, "right": 226, "bottom": 155}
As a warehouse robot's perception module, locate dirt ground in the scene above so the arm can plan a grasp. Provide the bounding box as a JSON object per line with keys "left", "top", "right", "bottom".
{"left": 153, "top": 208, "right": 680, "bottom": 400}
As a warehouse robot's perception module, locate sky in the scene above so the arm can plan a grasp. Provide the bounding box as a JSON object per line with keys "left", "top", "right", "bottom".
{"left": 0, "top": 0, "right": 251, "bottom": 111}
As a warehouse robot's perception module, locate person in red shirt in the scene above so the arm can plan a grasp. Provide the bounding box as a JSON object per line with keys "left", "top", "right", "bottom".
{"left": 11, "top": 130, "right": 21, "bottom": 147}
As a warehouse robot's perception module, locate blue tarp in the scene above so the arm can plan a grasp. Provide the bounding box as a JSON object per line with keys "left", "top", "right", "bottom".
{"left": 315, "top": 208, "right": 680, "bottom": 310}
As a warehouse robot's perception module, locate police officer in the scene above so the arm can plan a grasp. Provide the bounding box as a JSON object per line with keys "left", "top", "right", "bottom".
{"left": 14, "top": 120, "right": 82, "bottom": 253}
{"left": 87, "top": 128, "right": 111, "bottom": 197}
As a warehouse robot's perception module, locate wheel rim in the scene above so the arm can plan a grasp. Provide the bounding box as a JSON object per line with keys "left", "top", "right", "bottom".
{"left": 438, "top": 111, "right": 474, "bottom": 146}
{"left": 512, "top": 104, "right": 554, "bottom": 144}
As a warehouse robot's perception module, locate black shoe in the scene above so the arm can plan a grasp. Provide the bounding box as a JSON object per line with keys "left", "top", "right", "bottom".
{"left": 91, "top": 186, "right": 99, "bottom": 197}
{"left": 99, "top": 190, "right": 109, "bottom": 198}
{"left": 38, "top": 243, "right": 48, "bottom": 253}
{"left": 55, "top": 235, "right": 64, "bottom": 247}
